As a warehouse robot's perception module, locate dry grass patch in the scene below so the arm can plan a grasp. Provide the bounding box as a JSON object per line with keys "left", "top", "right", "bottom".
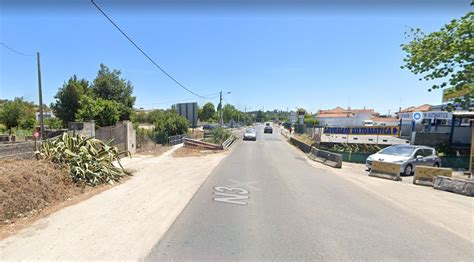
{"left": 0, "top": 158, "right": 114, "bottom": 239}
{"left": 172, "top": 147, "right": 220, "bottom": 158}
{"left": 135, "top": 145, "right": 171, "bottom": 156}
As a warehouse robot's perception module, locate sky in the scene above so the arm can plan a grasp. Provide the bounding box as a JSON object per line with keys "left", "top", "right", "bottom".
{"left": 0, "top": 0, "right": 471, "bottom": 115}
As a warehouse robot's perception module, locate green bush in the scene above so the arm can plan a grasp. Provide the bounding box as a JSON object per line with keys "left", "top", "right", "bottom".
{"left": 151, "top": 110, "right": 189, "bottom": 144}
{"left": 36, "top": 133, "right": 129, "bottom": 186}
{"left": 44, "top": 117, "right": 64, "bottom": 129}
{"left": 211, "top": 127, "right": 231, "bottom": 144}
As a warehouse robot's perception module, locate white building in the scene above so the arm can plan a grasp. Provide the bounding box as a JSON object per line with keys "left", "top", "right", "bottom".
{"left": 316, "top": 107, "right": 376, "bottom": 127}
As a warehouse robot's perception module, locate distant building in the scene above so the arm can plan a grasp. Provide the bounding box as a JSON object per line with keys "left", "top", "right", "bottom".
{"left": 315, "top": 107, "right": 376, "bottom": 127}
{"left": 399, "top": 104, "right": 432, "bottom": 113}
{"left": 35, "top": 111, "right": 55, "bottom": 121}
{"left": 371, "top": 116, "right": 399, "bottom": 126}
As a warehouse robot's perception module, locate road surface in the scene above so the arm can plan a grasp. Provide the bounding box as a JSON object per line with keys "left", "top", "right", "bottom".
{"left": 147, "top": 124, "right": 473, "bottom": 260}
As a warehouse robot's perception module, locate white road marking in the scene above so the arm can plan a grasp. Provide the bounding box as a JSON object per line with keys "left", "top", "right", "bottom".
{"left": 213, "top": 186, "right": 249, "bottom": 205}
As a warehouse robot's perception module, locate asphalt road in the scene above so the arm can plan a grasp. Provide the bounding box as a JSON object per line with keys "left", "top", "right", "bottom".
{"left": 147, "top": 125, "right": 473, "bottom": 260}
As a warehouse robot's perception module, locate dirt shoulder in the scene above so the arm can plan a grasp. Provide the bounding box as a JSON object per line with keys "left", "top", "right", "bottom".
{"left": 172, "top": 146, "right": 221, "bottom": 158}
{"left": 0, "top": 144, "right": 228, "bottom": 260}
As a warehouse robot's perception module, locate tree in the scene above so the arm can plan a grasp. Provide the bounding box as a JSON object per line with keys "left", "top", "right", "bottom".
{"left": 51, "top": 75, "right": 89, "bottom": 126}
{"left": 135, "top": 111, "right": 148, "bottom": 123}
{"left": 76, "top": 96, "right": 120, "bottom": 127}
{"left": 222, "top": 104, "right": 237, "bottom": 123}
{"left": 150, "top": 110, "right": 189, "bottom": 143}
{"left": 255, "top": 110, "right": 265, "bottom": 123}
{"left": 92, "top": 64, "right": 136, "bottom": 120}
{"left": 401, "top": 11, "right": 473, "bottom": 108}
{"left": 199, "top": 102, "right": 216, "bottom": 122}
{"left": 44, "top": 117, "right": 64, "bottom": 129}
{"left": 0, "top": 97, "right": 36, "bottom": 131}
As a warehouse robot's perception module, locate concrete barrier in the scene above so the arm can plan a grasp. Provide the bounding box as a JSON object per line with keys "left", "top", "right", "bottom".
{"left": 433, "top": 176, "right": 474, "bottom": 197}
{"left": 307, "top": 146, "right": 342, "bottom": 168}
{"left": 289, "top": 137, "right": 311, "bottom": 153}
{"left": 413, "top": 166, "right": 452, "bottom": 186}
{"left": 369, "top": 161, "right": 402, "bottom": 181}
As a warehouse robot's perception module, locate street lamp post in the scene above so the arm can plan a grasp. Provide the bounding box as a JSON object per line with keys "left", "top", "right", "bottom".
{"left": 219, "top": 91, "right": 231, "bottom": 126}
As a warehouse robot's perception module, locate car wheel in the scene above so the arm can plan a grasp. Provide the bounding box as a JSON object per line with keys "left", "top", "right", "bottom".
{"left": 403, "top": 164, "right": 413, "bottom": 176}
{"left": 433, "top": 162, "right": 440, "bottom": 168}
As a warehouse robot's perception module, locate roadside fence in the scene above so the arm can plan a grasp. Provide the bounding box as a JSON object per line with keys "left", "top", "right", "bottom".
{"left": 167, "top": 134, "right": 187, "bottom": 145}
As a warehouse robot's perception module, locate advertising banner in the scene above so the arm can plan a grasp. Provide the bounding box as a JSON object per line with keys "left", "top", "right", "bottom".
{"left": 323, "top": 126, "right": 400, "bottom": 136}
{"left": 400, "top": 111, "right": 452, "bottom": 121}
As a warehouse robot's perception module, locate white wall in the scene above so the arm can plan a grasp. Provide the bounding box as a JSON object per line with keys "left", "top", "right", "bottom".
{"left": 316, "top": 112, "right": 373, "bottom": 127}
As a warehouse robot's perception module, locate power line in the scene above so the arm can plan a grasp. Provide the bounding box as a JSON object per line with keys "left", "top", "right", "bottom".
{"left": 90, "top": 0, "right": 213, "bottom": 99}
{"left": 136, "top": 93, "right": 220, "bottom": 107}
{"left": 0, "top": 42, "right": 35, "bottom": 57}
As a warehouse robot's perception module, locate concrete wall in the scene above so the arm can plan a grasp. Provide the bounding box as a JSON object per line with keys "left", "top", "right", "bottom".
{"left": 95, "top": 121, "right": 136, "bottom": 154}
{"left": 68, "top": 122, "right": 95, "bottom": 138}
{"left": 0, "top": 141, "right": 37, "bottom": 158}
{"left": 316, "top": 112, "right": 373, "bottom": 127}
{"left": 314, "top": 127, "right": 409, "bottom": 145}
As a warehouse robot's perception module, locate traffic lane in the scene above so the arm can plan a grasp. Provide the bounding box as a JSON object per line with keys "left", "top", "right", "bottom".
{"left": 147, "top": 133, "right": 324, "bottom": 260}
{"left": 264, "top": 140, "right": 473, "bottom": 260}
{"left": 147, "top": 131, "right": 472, "bottom": 260}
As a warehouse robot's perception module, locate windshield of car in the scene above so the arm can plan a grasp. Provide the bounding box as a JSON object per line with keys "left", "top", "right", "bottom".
{"left": 379, "top": 146, "right": 415, "bottom": 157}
{"left": 245, "top": 128, "right": 255, "bottom": 133}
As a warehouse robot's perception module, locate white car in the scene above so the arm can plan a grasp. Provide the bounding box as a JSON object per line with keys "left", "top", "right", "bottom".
{"left": 366, "top": 145, "right": 442, "bottom": 176}
{"left": 243, "top": 128, "right": 257, "bottom": 141}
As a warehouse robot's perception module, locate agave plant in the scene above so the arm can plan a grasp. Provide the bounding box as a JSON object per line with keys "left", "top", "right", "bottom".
{"left": 36, "top": 133, "right": 130, "bottom": 186}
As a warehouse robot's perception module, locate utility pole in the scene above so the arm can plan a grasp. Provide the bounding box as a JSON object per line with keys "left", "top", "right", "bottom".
{"left": 219, "top": 91, "right": 223, "bottom": 125}
{"left": 219, "top": 91, "right": 231, "bottom": 126}
{"left": 37, "top": 51, "right": 44, "bottom": 140}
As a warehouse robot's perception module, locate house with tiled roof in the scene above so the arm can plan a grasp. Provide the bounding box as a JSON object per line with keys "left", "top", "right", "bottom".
{"left": 315, "top": 107, "right": 377, "bottom": 127}
{"left": 400, "top": 104, "right": 432, "bottom": 113}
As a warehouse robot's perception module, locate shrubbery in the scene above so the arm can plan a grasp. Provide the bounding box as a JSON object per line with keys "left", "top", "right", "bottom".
{"left": 149, "top": 110, "right": 189, "bottom": 144}
{"left": 36, "top": 133, "right": 129, "bottom": 186}
{"left": 210, "top": 127, "right": 231, "bottom": 144}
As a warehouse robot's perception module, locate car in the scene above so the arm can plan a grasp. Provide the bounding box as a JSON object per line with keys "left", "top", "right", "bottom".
{"left": 366, "top": 145, "right": 442, "bottom": 176}
{"left": 264, "top": 123, "right": 273, "bottom": 134}
{"left": 202, "top": 124, "right": 217, "bottom": 131}
{"left": 243, "top": 128, "right": 257, "bottom": 141}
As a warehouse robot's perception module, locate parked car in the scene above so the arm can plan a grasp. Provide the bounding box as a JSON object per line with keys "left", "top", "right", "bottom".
{"left": 202, "top": 124, "right": 217, "bottom": 131}
{"left": 243, "top": 128, "right": 257, "bottom": 141}
{"left": 264, "top": 124, "right": 273, "bottom": 134}
{"left": 366, "top": 145, "right": 441, "bottom": 176}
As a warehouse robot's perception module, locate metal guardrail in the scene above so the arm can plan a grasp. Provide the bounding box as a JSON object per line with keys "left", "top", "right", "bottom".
{"left": 222, "top": 135, "right": 236, "bottom": 149}
{"left": 184, "top": 138, "right": 222, "bottom": 150}
{"left": 168, "top": 134, "right": 187, "bottom": 145}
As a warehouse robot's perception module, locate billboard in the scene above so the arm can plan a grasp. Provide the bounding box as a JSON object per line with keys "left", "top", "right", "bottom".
{"left": 323, "top": 126, "right": 400, "bottom": 136}
{"left": 176, "top": 102, "right": 198, "bottom": 128}
{"left": 442, "top": 85, "right": 473, "bottom": 102}
{"left": 290, "top": 112, "right": 296, "bottom": 124}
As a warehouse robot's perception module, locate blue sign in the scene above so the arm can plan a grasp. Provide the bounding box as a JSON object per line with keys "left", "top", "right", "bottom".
{"left": 323, "top": 126, "right": 400, "bottom": 136}
{"left": 412, "top": 112, "right": 423, "bottom": 122}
